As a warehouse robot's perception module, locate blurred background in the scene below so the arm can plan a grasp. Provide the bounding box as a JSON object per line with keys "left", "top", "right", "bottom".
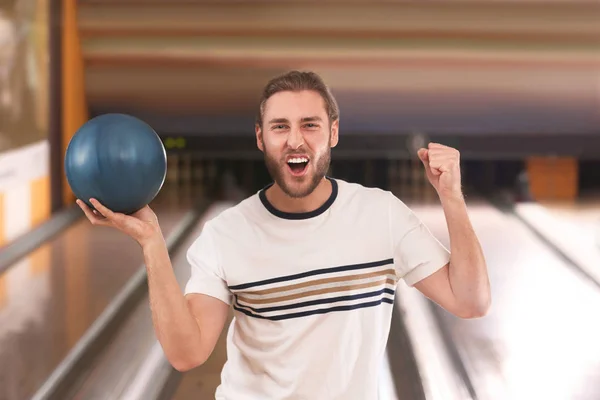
{"left": 0, "top": 0, "right": 599, "bottom": 399}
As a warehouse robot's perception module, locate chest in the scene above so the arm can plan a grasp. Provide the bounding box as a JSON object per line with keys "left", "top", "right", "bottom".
{"left": 220, "top": 214, "right": 395, "bottom": 297}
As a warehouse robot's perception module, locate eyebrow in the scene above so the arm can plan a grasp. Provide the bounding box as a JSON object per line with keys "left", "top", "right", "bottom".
{"left": 267, "top": 116, "right": 323, "bottom": 124}
{"left": 301, "top": 116, "right": 323, "bottom": 123}
{"left": 268, "top": 118, "right": 289, "bottom": 124}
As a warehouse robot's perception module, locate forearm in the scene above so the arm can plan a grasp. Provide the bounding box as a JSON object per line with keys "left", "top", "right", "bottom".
{"left": 440, "top": 194, "right": 490, "bottom": 315}
{"left": 142, "top": 238, "right": 204, "bottom": 369}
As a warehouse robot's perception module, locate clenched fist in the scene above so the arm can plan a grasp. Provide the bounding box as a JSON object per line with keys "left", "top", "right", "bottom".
{"left": 417, "top": 143, "right": 463, "bottom": 199}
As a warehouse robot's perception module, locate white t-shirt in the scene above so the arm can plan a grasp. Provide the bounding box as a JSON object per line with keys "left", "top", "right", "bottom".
{"left": 184, "top": 177, "right": 450, "bottom": 400}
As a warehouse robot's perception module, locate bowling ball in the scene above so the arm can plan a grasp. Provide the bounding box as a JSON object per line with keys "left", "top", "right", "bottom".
{"left": 65, "top": 113, "right": 167, "bottom": 215}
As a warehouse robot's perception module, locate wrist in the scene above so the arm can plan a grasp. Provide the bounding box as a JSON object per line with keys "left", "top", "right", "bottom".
{"left": 141, "top": 233, "right": 167, "bottom": 255}
{"left": 439, "top": 190, "right": 466, "bottom": 207}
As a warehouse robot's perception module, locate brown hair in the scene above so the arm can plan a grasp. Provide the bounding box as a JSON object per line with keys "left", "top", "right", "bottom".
{"left": 256, "top": 70, "right": 340, "bottom": 128}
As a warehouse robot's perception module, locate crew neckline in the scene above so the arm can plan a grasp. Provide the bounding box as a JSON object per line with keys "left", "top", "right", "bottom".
{"left": 259, "top": 177, "right": 338, "bottom": 220}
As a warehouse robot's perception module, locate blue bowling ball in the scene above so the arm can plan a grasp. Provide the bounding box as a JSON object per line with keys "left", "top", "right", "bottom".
{"left": 65, "top": 113, "right": 167, "bottom": 215}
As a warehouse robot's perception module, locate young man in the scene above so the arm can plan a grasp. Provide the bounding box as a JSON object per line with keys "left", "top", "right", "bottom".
{"left": 77, "top": 71, "right": 490, "bottom": 399}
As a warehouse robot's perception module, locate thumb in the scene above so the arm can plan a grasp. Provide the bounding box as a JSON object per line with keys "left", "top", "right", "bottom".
{"left": 417, "top": 148, "right": 438, "bottom": 179}
{"left": 417, "top": 148, "right": 429, "bottom": 166}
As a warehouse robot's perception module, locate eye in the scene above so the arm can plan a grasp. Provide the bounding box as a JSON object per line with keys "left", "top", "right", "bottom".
{"left": 271, "top": 124, "right": 288, "bottom": 131}
{"left": 304, "top": 123, "right": 319, "bottom": 129}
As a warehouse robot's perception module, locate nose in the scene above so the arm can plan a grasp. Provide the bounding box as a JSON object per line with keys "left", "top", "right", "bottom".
{"left": 286, "top": 128, "right": 304, "bottom": 150}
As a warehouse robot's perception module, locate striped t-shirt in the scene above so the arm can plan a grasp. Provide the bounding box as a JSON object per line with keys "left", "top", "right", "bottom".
{"left": 185, "top": 177, "right": 450, "bottom": 399}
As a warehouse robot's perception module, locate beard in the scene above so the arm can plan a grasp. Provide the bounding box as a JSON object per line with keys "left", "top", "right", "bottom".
{"left": 263, "top": 142, "right": 331, "bottom": 199}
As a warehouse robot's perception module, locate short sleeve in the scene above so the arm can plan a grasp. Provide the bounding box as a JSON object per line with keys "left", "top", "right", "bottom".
{"left": 389, "top": 193, "right": 450, "bottom": 287}
{"left": 184, "top": 221, "right": 233, "bottom": 305}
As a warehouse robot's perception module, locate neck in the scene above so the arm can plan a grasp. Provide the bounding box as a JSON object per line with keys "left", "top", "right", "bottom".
{"left": 266, "top": 177, "right": 332, "bottom": 214}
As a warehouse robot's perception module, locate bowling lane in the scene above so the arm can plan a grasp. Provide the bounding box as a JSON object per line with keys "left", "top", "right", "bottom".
{"left": 0, "top": 182, "right": 202, "bottom": 400}
{"left": 407, "top": 199, "right": 600, "bottom": 400}
{"left": 536, "top": 196, "right": 600, "bottom": 242}
{"left": 512, "top": 194, "right": 600, "bottom": 285}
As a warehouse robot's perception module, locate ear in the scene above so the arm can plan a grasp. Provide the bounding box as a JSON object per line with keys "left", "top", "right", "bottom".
{"left": 329, "top": 119, "right": 339, "bottom": 148}
{"left": 255, "top": 124, "right": 264, "bottom": 152}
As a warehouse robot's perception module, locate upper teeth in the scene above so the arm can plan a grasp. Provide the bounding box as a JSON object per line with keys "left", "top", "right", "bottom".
{"left": 288, "top": 158, "right": 308, "bottom": 164}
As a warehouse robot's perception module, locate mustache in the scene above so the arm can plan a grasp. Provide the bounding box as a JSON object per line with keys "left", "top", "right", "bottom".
{"left": 283, "top": 150, "right": 311, "bottom": 158}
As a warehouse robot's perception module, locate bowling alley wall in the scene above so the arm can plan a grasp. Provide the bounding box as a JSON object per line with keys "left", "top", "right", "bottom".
{"left": 0, "top": 0, "right": 52, "bottom": 246}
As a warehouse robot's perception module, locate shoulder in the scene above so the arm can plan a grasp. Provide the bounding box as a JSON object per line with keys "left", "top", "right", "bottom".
{"left": 186, "top": 194, "right": 259, "bottom": 260}
{"left": 334, "top": 178, "right": 402, "bottom": 210}
{"left": 199, "top": 192, "right": 262, "bottom": 237}
{"left": 334, "top": 178, "right": 418, "bottom": 228}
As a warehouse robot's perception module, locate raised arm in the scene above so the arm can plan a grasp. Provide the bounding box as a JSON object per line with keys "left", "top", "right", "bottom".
{"left": 412, "top": 143, "right": 490, "bottom": 318}
{"left": 412, "top": 194, "right": 490, "bottom": 319}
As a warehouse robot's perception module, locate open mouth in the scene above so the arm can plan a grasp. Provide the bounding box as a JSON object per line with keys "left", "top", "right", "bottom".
{"left": 286, "top": 156, "right": 310, "bottom": 176}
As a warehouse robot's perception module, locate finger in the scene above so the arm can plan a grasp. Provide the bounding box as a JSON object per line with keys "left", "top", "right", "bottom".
{"left": 418, "top": 149, "right": 443, "bottom": 177}
{"left": 89, "top": 198, "right": 131, "bottom": 228}
{"left": 131, "top": 205, "right": 154, "bottom": 220}
{"left": 417, "top": 148, "right": 429, "bottom": 164}
{"left": 428, "top": 156, "right": 458, "bottom": 167}
{"left": 76, "top": 199, "right": 110, "bottom": 226}
{"left": 428, "top": 156, "right": 448, "bottom": 169}
{"left": 89, "top": 198, "right": 117, "bottom": 220}
{"left": 434, "top": 164, "right": 451, "bottom": 173}
{"left": 426, "top": 157, "right": 446, "bottom": 175}
{"left": 429, "top": 166, "right": 443, "bottom": 176}
{"left": 92, "top": 209, "right": 107, "bottom": 219}
{"left": 429, "top": 155, "right": 459, "bottom": 169}
{"left": 429, "top": 161, "right": 458, "bottom": 176}
{"left": 418, "top": 149, "right": 436, "bottom": 175}
{"left": 427, "top": 146, "right": 458, "bottom": 156}
{"left": 428, "top": 150, "right": 460, "bottom": 164}
{"left": 427, "top": 149, "right": 459, "bottom": 165}
{"left": 428, "top": 142, "right": 450, "bottom": 150}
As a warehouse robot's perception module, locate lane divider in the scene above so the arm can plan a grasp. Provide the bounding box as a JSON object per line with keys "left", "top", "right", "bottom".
{"left": 0, "top": 204, "right": 82, "bottom": 275}
{"left": 31, "top": 201, "right": 209, "bottom": 400}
